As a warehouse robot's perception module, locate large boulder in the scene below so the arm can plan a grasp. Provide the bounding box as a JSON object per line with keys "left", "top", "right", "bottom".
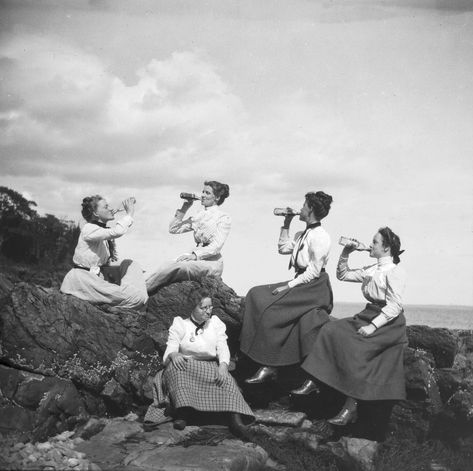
{"left": 0, "top": 275, "right": 243, "bottom": 439}
{"left": 406, "top": 325, "right": 459, "bottom": 368}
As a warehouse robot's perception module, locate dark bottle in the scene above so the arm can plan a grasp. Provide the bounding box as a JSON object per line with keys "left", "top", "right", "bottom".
{"left": 180, "top": 192, "right": 201, "bottom": 201}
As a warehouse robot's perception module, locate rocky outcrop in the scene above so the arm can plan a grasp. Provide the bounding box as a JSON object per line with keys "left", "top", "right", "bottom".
{"left": 0, "top": 274, "right": 242, "bottom": 441}
{"left": 0, "top": 270, "right": 472, "bottom": 460}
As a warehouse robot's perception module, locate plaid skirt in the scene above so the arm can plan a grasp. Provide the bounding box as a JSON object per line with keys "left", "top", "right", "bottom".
{"left": 144, "top": 359, "right": 254, "bottom": 424}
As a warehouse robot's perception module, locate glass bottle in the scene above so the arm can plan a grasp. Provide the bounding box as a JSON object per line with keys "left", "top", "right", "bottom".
{"left": 180, "top": 192, "right": 201, "bottom": 201}
{"left": 273, "top": 207, "right": 301, "bottom": 216}
{"left": 338, "top": 236, "right": 370, "bottom": 251}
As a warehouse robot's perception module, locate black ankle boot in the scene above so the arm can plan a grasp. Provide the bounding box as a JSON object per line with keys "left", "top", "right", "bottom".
{"left": 229, "top": 413, "right": 247, "bottom": 438}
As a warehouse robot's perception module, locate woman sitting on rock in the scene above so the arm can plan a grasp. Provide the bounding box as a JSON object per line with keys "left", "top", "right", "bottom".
{"left": 144, "top": 285, "right": 254, "bottom": 436}
{"left": 293, "top": 227, "right": 407, "bottom": 426}
{"left": 60, "top": 196, "right": 148, "bottom": 310}
{"left": 239, "top": 191, "right": 334, "bottom": 384}
{"left": 146, "top": 181, "right": 231, "bottom": 295}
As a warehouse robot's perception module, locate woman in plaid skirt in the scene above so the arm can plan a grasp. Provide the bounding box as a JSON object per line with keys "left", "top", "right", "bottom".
{"left": 144, "top": 286, "right": 254, "bottom": 435}
{"left": 146, "top": 181, "right": 231, "bottom": 295}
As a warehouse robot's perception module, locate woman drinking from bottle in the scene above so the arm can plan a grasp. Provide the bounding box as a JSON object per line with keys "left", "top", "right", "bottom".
{"left": 293, "top": 227, "right": 407, "bottom": 426}
{"left": 60, "top": 196, "right": 148, "bottom": 309}
{"left": 240, "top": 191, "right": 334, "bottom": 384}
{"left": 146, "top": 180, "right": 231, "bottom": 295}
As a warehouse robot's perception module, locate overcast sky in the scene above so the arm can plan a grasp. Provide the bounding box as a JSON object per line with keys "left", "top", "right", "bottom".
{"left": 1, "top": 0, "right": 472, "bottom": 305}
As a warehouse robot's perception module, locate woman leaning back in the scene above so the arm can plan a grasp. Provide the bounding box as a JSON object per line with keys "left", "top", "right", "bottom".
{"left": 293, "top": 227, "right": 407, "bottom": 426}
{"left": 60, "top": 195, "right": 148, "bottom": 309}
{"left": 240, "top": 191, "right": 334, "bottom": 384}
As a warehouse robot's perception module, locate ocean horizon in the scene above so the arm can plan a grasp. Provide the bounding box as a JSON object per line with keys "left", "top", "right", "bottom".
{"left": 331, "top": 303, "right": 473, "bottom": 330}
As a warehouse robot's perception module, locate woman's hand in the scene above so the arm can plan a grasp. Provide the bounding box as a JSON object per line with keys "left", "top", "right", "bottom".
{"left": 176, "top": 253, "right": 197, "bottom": 262}
{"left": 282, "top": 210, "right": 295, "bottom": 229}
{"left": 180, "top": 199, "right": 194, "bottom": 212}
{"left": 169, "top": 352, "right": 189, "bottom": 371}
{"left": 357, "top": 324, "right": 377, "bottom": 337}
{"left": 215, "top": 363, "right": 229, "bottom": 386}
{"left": 272, "top": 284, "right": 290, "bottom": 295}
{"left": 122, "top": 197, "right": 136, "bottom": 218}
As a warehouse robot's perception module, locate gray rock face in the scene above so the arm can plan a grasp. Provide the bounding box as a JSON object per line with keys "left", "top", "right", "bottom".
{"left": 0, "top": 276, "right": 243, "bottom": 440}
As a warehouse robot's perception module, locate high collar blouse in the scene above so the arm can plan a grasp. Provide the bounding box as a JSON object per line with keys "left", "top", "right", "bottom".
{"left": 337, "top": 254, "right": 406, "bottom": 329}
{"left": 278, "top": 225, "right": 331, "bottom": 288}
{"left": 162, "top": 315, "right": 230, "bottom": 365}
{"left": 169, "top": 205, "right": 231, "bottom": 261}
{"left": 72, "top": 215, "right": 133, "bottom": 270}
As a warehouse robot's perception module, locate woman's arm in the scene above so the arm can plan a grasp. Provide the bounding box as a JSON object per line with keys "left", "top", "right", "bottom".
{"left": 82, "top": 216, "right": 133, "bottom": 242}
{"left": 162, "top": 317, "right": 185, "bottom": 365}
{"left": 214, "top": 319, "right": 230, "bottom": 386}
{"left": 278, "top": 227, "right": 297, "bottom": 254}
{"left": 336, "top": 248, "right": 365, "bottom": 282}
{"left": 193, "top": 214, "right": 232, "bottom": 260}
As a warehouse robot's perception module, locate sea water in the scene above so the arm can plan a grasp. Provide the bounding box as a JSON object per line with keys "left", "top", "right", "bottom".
{"left": 331, "top": 303, "right": 473, "bottom": 330}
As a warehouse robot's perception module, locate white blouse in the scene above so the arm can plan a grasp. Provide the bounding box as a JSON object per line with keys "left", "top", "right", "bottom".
{"left": 163, "top": 316, "right": 231, "bottom": 365}
{"left": 278, "top": 226, "right": 331, "bottom": 288}
{"left": 337, "top": 255, "right": 406, "bottom": 329}
{"left": 72, "top": 215, "right": 133, "bottom": 273}
{"left": 169, "top": 205, "right": 231, "bottom": 261}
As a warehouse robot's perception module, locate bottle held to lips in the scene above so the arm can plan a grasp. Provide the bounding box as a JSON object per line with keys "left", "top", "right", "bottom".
{"left": 111, "top": 197, "right": 136, "bottom": 215}
{"left": 180, "top": 192, "right": 201, "bottom": 201}
{"left": 339, "top": 236, "right": 370, "bottom": 251}
{"left": 273, "top": 207, "right": 301, "bottom": 216}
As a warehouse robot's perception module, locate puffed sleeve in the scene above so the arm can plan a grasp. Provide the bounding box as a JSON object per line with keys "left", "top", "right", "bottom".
{"left": 288, "top": 229, "right": 330, "bottom": 287}
{"left": 193, "top": 214, "right": 232, "bottom": 260}
{"left": 371, "top": 266, "right": 406, "bottom": 329}
{"left": 278, "top": 228, "right": 297, "bottom": 254}
{"left": 163, "top": 317, "right": 186, "bottom": 365}
{"left": 336, "top": 252, "right": 366, "bottom": 283}
{"left": 169, "top": 210, "right": 193, "bottom": 234}
{"left": 213, "top": 317, "right": 230, "bottom": 365}
{"left": 82, "top": 216, "right": 133, "bottom": 242}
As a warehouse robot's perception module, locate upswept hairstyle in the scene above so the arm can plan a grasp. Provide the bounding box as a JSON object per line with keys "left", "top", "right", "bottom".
{"left": 204, "top": 180, "right": 230, "bottom": 205}
{"left": 305, "top": 191, "right": 333, "bottom": 220}
{"left": 81, "top": 195, "right": 103, "bottom": 222}
{"left": 378, "top": 226, "right": 403, "bottom": 264}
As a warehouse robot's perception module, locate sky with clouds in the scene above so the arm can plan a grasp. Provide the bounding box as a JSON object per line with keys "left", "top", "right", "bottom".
{"left": 1, "top": 0, "right": 472, "bottom": 306}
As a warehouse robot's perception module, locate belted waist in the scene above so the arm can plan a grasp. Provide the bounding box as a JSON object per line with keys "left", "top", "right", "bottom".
{"left": 294, "top": 267, "right": 325, "bottom": 276}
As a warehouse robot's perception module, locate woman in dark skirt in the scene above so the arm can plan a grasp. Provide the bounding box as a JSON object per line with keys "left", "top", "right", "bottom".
{"left": 293, "top": 227, "right": 407, "bottom": 426}
{"left": 240, "top": 191, "right": 334, "bottom": 384}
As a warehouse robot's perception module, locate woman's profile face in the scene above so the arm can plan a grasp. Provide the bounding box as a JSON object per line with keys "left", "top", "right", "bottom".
{"left": 93, "top": 199, "right": 114, "bottom": 223}
{"left": 201, "top": 185, "right": 217, "bottom": 207}
{"left": 192, "top": 297, "right": 213, "bottom": 323}
{"left": 370, "top": 232, "right": 389, "bottom": 259}
{"left": 299, "top": 200, "right": 311, "bottom": 222}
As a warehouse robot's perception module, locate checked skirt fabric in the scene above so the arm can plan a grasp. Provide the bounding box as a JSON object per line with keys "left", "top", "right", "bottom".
{"left": 144, "top": 359, "right": 253, "bottom": 425}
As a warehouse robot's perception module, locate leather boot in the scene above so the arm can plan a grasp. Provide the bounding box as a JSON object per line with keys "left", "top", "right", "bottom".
{"left": 229, "top": 413, "right": 247, "bottom": 438}
{"left": 245, "top": 366, "right": 277, "bottom": 384}
{"left": 290, "top": 379, "right": 320, "bottom": 396}
{"left": 327, "top": 406, "right": 358, "bottom": 426}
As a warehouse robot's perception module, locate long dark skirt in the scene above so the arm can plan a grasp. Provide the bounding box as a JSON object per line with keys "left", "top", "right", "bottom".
{"left": 239, "top": 272, "right": 333, "bottom": 367}
{"left": 301, "top": 304, "right": 408, "bottom": 401}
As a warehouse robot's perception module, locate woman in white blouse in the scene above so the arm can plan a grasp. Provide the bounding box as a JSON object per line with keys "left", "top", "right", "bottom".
{"left": 294, "top": 227, "right": 407, "bottom": 426}
{"left": 146, "top": 181, "right": 231, "bottom": 295}
{"left": 60, "top": 196, "right": 148, "bottom": 309}
{"left": 240, "top": 191, "right": 334, "bottom": 384}
{"left": 144, "top": 286, "right": 254, "bottom": 435}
